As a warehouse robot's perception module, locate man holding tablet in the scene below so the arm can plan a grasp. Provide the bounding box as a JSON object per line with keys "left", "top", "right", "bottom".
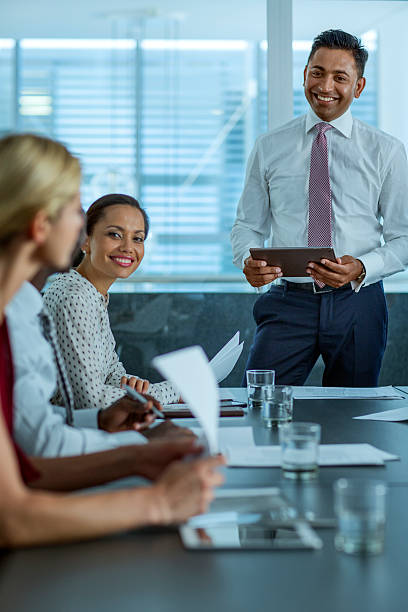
{"left": 231, "top": 29, "right": 408, "bottom": 387}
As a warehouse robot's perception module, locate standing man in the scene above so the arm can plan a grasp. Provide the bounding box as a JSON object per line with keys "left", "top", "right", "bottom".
{"left": 231, "top": 29, "right": 408, "bottom": 387}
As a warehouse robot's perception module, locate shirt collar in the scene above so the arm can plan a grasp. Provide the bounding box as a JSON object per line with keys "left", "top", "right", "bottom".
{"left": 71, "top": 268, "right": 109, "bottom": 307}
{"left": 5, "top": 281, "right": 44, "bottom": 320}
{"left": 305, "top": 108, "right": 353, "bottom": 139}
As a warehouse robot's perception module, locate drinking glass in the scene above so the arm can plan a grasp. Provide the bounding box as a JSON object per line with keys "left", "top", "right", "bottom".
{"left": 334, "top": 479, "right": 387, "bottom": 555}
{"left": 279, "top": 422, "right": 321, "bottom": 479}
{"left": 262, "top": 385, "right": 293, "bottom": 428}
{"left": 246, "top": 369, "right": 275, "bottom": 410}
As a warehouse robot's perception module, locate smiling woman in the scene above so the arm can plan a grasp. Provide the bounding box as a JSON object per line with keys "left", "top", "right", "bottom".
{"left": 44, "top": 194, "right": 179, "bottom": 411}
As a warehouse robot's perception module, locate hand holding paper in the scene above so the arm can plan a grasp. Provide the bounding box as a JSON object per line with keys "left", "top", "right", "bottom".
{"left": 153, "top": 346, "right": 219, "bottom": 454}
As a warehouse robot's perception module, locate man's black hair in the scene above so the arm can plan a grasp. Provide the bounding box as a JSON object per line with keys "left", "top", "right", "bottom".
{"left": 307, "top": 29, "right": 368, "bottom": 78}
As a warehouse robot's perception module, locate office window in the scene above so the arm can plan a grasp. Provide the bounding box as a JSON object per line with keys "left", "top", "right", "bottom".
{"left": 4, "top": 8, "right": 405, "bottom": 287}
{"left": 16, "top": 39, "right": 266, "bottom": 281}
{"left": 0, "top": 40, "right": 15, "bottom": 135}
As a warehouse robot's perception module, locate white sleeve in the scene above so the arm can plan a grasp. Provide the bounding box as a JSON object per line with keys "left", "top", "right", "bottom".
{"left": 149, "top": 381, "right": 179, "bottom": 404}
{"left": 49, "top": 292, "right": 126, "bottom": 411}
{"left": 230, "top": 137, "right": 272, "bottom": 268}
{"left": 105, "top": 352, "right": 127, "bottom": 387}
{"left": 14, "top": 368, "right": 146, "bottom": 458}
{"left": 357, "top": 141, "right": 408, "bottom": 287}
{"left": 101, "top": 336, "right": 180, "bottom": 403}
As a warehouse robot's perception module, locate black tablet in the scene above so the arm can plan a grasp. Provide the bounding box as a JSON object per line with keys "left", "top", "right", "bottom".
{"left": 249, "top": 247, "right": 336, "bottom": 277}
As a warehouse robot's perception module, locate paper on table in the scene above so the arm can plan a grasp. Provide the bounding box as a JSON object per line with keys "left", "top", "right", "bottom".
{"left": 209, "top": 331, "right": 244, "bottom": 383}
{"left": 354, "top": 406, "right": 408, "bottom": 422}
{"left": 292, "top": 386, "right": 406, "bottom": 400}
{"left": 152, "top": 346, "right": 219, "bottom": 453}
{"left": 226, "top": 444, "right": 399, "bottom": 467}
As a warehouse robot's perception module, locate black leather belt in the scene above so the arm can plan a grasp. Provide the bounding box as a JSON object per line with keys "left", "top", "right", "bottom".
{"left": 280, "top": 280, "right": 351, "bottom": 294}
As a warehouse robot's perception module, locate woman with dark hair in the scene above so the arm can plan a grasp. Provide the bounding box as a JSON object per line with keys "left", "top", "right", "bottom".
{"left": 44, "top": 193, "right": 179, "bottom": 411}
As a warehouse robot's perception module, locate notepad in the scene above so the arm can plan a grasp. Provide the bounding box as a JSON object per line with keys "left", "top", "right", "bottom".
{"left": 225, "top": 444, "right": 399, "bottom": 467}
{"left": 292, "top": 386, "right": 406, "bottom": 400}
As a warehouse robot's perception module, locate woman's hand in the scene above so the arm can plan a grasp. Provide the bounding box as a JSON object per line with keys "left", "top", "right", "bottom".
{"left": 151, "top": 454, "right": 226, "bottom": 524}
{"left": 121, "top": 375, "right": 150, "bottom": 394}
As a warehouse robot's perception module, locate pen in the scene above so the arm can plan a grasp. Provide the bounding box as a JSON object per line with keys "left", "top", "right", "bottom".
{"left": 123, "top": 385, "right": 166, "bottom": 419}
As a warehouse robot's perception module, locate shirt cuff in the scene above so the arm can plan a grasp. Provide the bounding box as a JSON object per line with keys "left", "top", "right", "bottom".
{"left": 73, "top": 408, "right": 99, "bottom": 429}
{"left": 241, "top": 250, "right": 251, "bottom": 269}
{"left": 352, "top": 251, "right": 384, "bottom": 291}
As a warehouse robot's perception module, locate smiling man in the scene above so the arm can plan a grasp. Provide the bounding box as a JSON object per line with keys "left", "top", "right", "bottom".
{"left": 231, "top": 29, "right": 408, "bottom": 387}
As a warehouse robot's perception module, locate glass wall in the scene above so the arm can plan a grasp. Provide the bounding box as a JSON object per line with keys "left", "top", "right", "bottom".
{"left": 1, "top": 0, "right": 408, "bottom": 289}
{"left": 6, "top": 38, "right": 266, "bottom": 283}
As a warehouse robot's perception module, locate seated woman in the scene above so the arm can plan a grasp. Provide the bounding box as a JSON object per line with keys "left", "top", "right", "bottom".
{"left": 0, "top": 133, "right": 224, "bottom": 547}
{"left": 44, "top": 194, "right": 178, "bottom": 411}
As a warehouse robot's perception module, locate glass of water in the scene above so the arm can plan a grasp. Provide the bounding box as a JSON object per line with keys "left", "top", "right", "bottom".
{"left": 279, "top": 422, "right": 321, "bottom": 480}
{"left": 334, "top": 479, "right": 387, "bottom": 555}
{"left": 246, "top": 369, "right": 275, "bottom": 410}
{"left": 262, "top": 385, "right": 293, "bottom": 428}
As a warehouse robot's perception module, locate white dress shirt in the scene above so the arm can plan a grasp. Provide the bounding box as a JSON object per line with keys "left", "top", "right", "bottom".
{"left": 231, "top": 109, "right": 408, "bottom": 288}
{"left": 43, "top": 269, "right": 178, "bottom": 411}
{"left": 6, "top": 282, "right": 146, "bottom": 458}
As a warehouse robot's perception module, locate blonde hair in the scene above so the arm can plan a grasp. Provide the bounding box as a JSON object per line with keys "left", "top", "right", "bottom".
{"left": 0, "top": 133, "right": 81, "bottom": 249}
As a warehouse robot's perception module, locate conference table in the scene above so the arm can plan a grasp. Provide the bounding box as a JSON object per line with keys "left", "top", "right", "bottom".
{"left": 1, "top": 388, "right": 408, "bottom": 612}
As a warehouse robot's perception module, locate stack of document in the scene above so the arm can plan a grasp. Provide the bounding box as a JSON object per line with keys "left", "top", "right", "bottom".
{"left": 209, "top": 331, "right": 244, "bottom": 383}
{"left": 225, "top": 444, "right": 399, "bottom": 467}
{"left": 292, "top": 386, "right": 406, "bottom": 400}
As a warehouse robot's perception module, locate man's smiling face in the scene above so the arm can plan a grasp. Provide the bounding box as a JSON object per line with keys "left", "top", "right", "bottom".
{"left": 303, "top": 47, "right": 366, "bottom": 122}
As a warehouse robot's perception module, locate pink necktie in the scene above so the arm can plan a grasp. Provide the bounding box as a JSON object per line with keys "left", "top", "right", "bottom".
{"left": 308, "top": 122, "right": 333, "bottom": 286}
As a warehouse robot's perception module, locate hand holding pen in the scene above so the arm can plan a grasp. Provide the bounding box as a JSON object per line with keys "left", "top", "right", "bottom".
{"left": 123, "top": 385, "right": 166, "bottom": 419}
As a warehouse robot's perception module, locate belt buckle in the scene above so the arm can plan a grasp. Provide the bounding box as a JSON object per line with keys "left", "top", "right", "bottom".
{"left": 312, "top": 282, "right": 333, "bottom": 294}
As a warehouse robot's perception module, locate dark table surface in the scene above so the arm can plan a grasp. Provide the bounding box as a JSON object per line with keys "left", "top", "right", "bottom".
{"left": 1, "top": 390, "right": 408, "bottom": 612}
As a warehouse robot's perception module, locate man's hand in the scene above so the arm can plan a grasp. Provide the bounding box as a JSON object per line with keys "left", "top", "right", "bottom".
{"left": 306, "top": 255, "right": 364, "bottom": 288}
{"left": 143, "top": 420, "right": 196, "bottom": 441}
{"left": 243, "top": 256, "right": 282, "bottom": 288}
{"left": 98, "top": 395, "right": 160, "bottom": 433}
{"left": 120, "top": 375, "right": 150, "bottom": 394}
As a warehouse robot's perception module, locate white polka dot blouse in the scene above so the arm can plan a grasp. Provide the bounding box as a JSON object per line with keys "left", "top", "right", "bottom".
{"left": 43, "top": 269, "right": 178, "bottom": 410}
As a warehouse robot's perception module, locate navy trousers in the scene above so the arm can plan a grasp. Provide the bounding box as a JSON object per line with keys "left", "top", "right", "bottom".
{"left": 244, "top": 282, "right": 388, "bottom": 387}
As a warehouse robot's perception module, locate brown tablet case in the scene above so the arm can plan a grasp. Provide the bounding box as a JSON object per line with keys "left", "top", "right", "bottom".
{"left": 250, "top": 247, "right": 336, "bottom": 277}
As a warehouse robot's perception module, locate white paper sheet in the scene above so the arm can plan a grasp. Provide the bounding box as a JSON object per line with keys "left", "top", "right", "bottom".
{"left": 292, "top": 386, "right": 406, "bottom": 400}
{"left": 210, "top": 331, "right": 240, "bottom": 366}
{"left": 153, "top": 346, "right": 219, "bottom": 453}
{"left": 209, "top": 332, "right": 244, "bottom": 383}
{"left": 354, "top": 406, "right": 408, "bottom": 422}
{"left": 226, "top": 444, "right": 399, "bottom": 467}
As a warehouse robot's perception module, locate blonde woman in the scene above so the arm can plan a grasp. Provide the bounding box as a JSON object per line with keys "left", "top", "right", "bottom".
{"left": 0, "top": 133, "right": 224, "bottom": 548}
